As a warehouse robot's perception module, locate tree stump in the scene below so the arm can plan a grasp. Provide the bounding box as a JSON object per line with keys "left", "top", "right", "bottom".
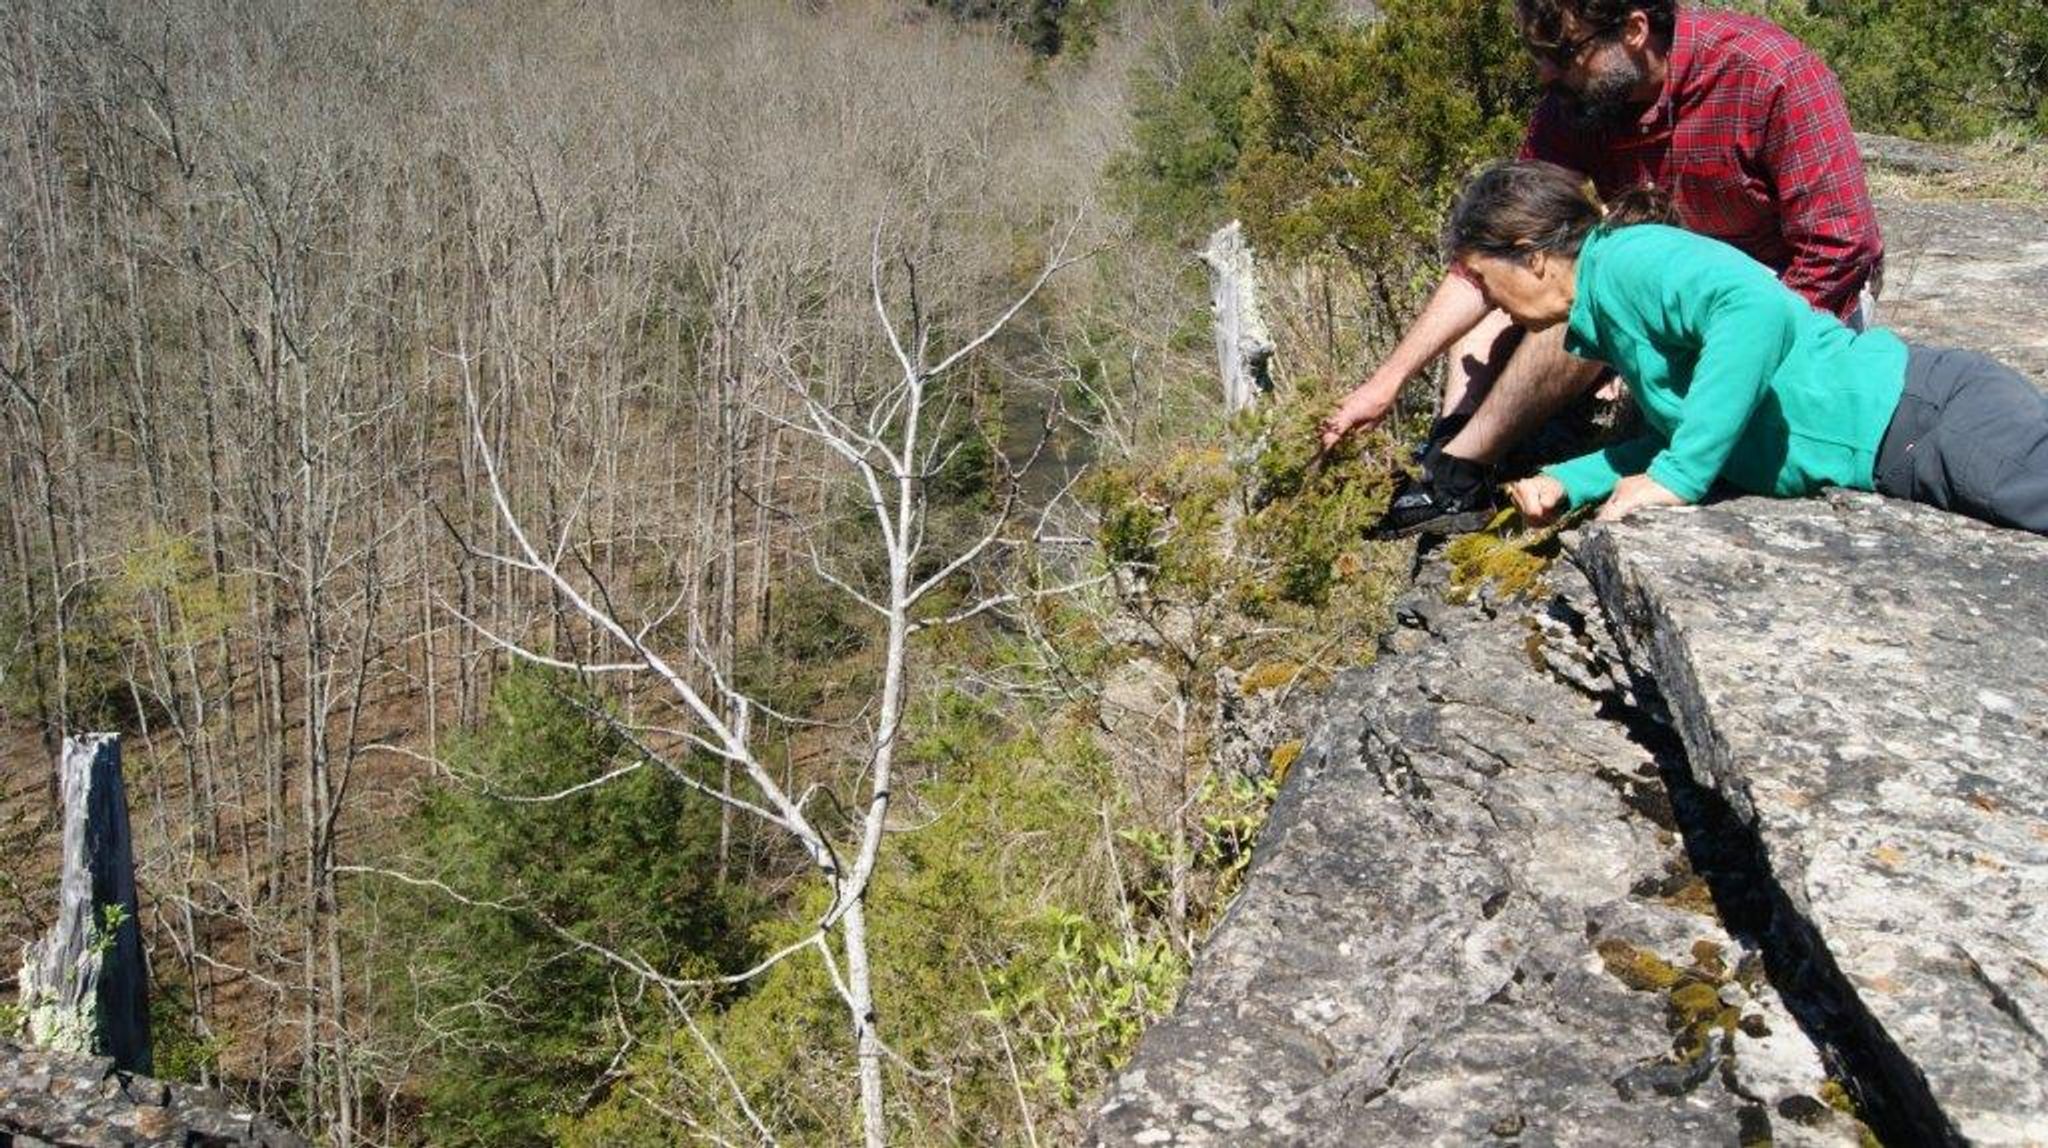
{"left": 17, "top": 734, "right": 152, "bottom": 1074}
{"left": 1201, "top": 221, "right": 1276, "bottom": 415}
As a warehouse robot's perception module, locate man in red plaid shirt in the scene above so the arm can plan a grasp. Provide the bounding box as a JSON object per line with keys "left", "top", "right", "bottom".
{"left": 1321, "top": 0, "right": 1885, "bottom": 538}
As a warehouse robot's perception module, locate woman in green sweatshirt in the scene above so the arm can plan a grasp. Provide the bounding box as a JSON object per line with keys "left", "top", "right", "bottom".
{"left": 1443, "top": 161, "right": 2048, "bottom": 534}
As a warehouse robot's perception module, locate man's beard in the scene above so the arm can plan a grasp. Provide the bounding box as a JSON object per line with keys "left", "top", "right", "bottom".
{"left": 1558, "top": 55, "right": 1650, "bottom": 130}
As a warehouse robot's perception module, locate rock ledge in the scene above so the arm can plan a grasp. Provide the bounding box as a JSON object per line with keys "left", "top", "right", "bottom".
{"left": 1089, "top": 190, "right": 2048, "bottom": 1148}
{"left": 1092, "top": 491, "right": 2046, "bottom": 1147}
{"left": 0, "top": 1039, "right": 306, "bottom": 1148}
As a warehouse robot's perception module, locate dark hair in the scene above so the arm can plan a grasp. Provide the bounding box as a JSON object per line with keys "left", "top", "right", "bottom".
{"left": 1441, "top": 160, "right": 1678, "bottom": 263}
{"left": 1514, "top": 0, "right": 1677, "bottom": 52}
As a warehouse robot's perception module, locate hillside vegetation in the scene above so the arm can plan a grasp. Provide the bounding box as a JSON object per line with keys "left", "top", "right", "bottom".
{"left": 0, "top": 1, "right": 2037, "bottom": 1144}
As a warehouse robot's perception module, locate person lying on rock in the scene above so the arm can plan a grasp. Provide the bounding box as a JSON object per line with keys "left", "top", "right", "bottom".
{"left": 1428, "top": 160, "right": 2048, "bottom": 535}
{"left": 1318, "top": 0, "right": 1884, "bottom": 539}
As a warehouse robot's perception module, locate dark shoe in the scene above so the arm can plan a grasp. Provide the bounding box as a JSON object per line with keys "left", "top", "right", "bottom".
{"left": 1368, "top": 453, "right": 1501, "bottom": 540}
{"left": 1409, "top": 412, "right": 1473, "bottom": 470}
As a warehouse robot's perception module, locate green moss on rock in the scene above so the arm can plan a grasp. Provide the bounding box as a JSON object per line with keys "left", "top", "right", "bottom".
{"left": 1443, "top": 511, "right": 1552, "bottom": 603}
{"left": 1597, "top": 935, "right": 1751, "bottom": 1066}
{"left": 1596, "top": 938, "right": 1684, "bottom": 992}
{"left": 1239, "top": 661, "right": 1302, "bottom": 694}
{"left": 1269, "top": 740, "right": 1305, "bottom": 781}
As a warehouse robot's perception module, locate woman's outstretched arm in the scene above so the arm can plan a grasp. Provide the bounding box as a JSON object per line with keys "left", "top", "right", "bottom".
{"left": 1540, "top": 433, "right": 1664, "bottom": 508}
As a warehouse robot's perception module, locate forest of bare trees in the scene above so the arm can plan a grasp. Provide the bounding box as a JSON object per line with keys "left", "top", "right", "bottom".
{"left": 33, "top": 0, "right": 1996, "bottom": 1140}
{"left": 0, "top": 0, "right": 1320, "bottom": 1142}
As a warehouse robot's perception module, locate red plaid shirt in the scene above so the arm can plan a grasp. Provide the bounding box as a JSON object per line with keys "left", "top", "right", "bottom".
{"left": 1520, "top": 6, "right": 1882, "bottom": 319}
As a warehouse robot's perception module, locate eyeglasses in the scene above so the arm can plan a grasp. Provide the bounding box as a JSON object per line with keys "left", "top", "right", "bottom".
{"left": 1527, "top": 22, "right": 1619, "bottom": 69}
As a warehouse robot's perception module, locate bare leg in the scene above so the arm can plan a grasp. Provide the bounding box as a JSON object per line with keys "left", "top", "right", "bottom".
{"left": 1439, "top": 308, "right": 1523, "bottom": 417}
{"left": 1442, "top": 319, "right": 1606, "bottom": 464}
{"left": 1369, "top": 310, "right": 1609, "bottom": 541}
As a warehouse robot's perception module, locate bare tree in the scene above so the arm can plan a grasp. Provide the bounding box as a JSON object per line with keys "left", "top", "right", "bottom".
{"left": 445, "top": 213, "right": 1082, "bottom": 1145}
{"left": 0, "top": 2, "right": 1151, "bottom": 1141}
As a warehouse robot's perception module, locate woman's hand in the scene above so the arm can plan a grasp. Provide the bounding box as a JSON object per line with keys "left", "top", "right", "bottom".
{"left": 1596, "top": 474, "right": 1688, "bottom": 522}
{"left": 1317, "top": 382, "right": 1400, "bottom": 449}
{"left": 1507, "top": 475, "right": 1568, "bottom": 526}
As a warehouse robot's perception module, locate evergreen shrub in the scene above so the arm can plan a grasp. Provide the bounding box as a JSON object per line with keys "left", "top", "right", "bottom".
{"left": 376, "top": 667, "right": 762, "bottom": 1147}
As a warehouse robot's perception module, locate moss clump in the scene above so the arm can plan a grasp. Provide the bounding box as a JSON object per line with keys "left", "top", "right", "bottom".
{"left": 1669, "top": 979, "right": 1742, "bottom": 1064}
{"left": 1239, "top": 661, "right": 1302, "bottom": 694}
{"left": 1269, "top": 740, "right": 1304, "bottom": 781}
{"left": 1819, "top": 1079, "right": 1857, "bottom": 1115}
{"left": 1444, "top": 511, "right": 1551, "bottom": 602}
{"left": 1520, "top": 620, "right": 1550, "bottom": 671}
{"left": 1663, "top": 875, "right": 1720, "bottom": 918}
{"left": 1632, "top": 860, "right": 1720, "bottom": 919}
{"left": 1596, "top": 937, "right": 1684, "bottom": 992}
{"left": 1668, "top": 979, "right": 1723, "bottom": 1020}
{"left": 1818, "top": 1079, "right": 1883, "bottom": 1148}
{"left": 1442, "top": 504, "right": 1589, "bottom": 604}
{"left": 1598, "top": 935, "right": 1750, "bottom": 1065}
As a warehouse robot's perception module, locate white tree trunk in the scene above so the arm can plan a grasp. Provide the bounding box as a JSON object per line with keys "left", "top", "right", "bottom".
{"left": 843, "top": 896, "right": 887, "bottom": 1148}
{"left": 1201, "top": 221, "right": 1276, "bottom": 415}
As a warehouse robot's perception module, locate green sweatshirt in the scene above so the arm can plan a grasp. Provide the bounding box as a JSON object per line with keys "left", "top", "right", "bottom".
{"left": 1543, "top": 224, "right": 1909, "bottom": 508}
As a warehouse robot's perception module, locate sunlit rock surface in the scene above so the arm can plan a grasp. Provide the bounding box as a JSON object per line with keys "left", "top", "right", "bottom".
{"left": 0, "top": 1040, "right": 307, "bottom": 1147}
{"left": 1091, "top": 555, "right": 1875, "bottom": 1147}
{"left": 1093, "top": 194, "right": 2048, "bottom": 1147}
{"left": 1880, "top": 199, "right": 2048, "bottom": 383}
{"left": 1581, "top": 494, "right": 2048, "bottom": 1146}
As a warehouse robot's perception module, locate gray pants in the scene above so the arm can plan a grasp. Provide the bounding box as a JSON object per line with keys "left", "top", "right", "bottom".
{"left": 1873, "top": 345, "right": 2048, "bottom": 534}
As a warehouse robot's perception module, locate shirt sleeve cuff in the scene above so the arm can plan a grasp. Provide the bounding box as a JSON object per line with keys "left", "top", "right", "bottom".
{"left": 1646, "top": 456, "right": 1711, "bottom": 503}
{"left": 1543, "top": 455, "right": 1621, "bottom": 508}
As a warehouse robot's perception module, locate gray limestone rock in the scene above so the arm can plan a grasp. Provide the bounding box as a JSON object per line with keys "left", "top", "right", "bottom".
{"left": 1877, "top": 199, "right": 2048, "bottom": 384}
{"left": 1578, "top": 492, "right": 2048, "bottom": 1146}
{"left": 1091, "top": 564, "right": 1863, "bottom": 1147}
{"left": 1212, "top": 665, "right": 1310, "bottom": 784}
{"left": 1857, "top": 133, "right": 1970, "bottom": 176}
{"left": 0, "top": 1039, "right": 306, "bottom": 1147}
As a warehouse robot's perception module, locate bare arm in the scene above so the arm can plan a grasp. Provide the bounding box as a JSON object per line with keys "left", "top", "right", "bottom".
{"left": 1319, "top": 271, "right": 1491, "bottom": 448}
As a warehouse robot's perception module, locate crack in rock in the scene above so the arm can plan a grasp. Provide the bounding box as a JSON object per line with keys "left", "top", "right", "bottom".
{"left": 1089, "top": 195, "right": 2047, "bottom": 1148}
{"left": 1579, "top": 493, "right": 2047, "bottom": 1147}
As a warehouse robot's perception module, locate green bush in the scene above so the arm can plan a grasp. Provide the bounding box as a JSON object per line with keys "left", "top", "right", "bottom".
{"left": 562, "top": 709, "right": 1139, "bottom": 1145}
{"left": 1083, "top": 384, "right": 1400, "bottom": 613}
{"left": 1231, "top": 0, "right": 1533, "bottom": 264}
{"left": 1109, "top": 0, "right": 1341, "bottom": 243}
{"left": 149, "top": 984, "right": 225, "bottom": 1083}
{"left": 374, "top": 666, "right": 762, "bottom": 1147}
{"left": 1770, "top": 1, "right": 2048, "bottom": 140}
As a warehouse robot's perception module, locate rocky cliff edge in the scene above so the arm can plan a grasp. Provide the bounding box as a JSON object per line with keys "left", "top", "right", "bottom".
{"left": 0, "top": 1039, "right": 307, "bottom": 1148}
{"left": 1089, "top": 197, "right": 2048, "bottom": 1147}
